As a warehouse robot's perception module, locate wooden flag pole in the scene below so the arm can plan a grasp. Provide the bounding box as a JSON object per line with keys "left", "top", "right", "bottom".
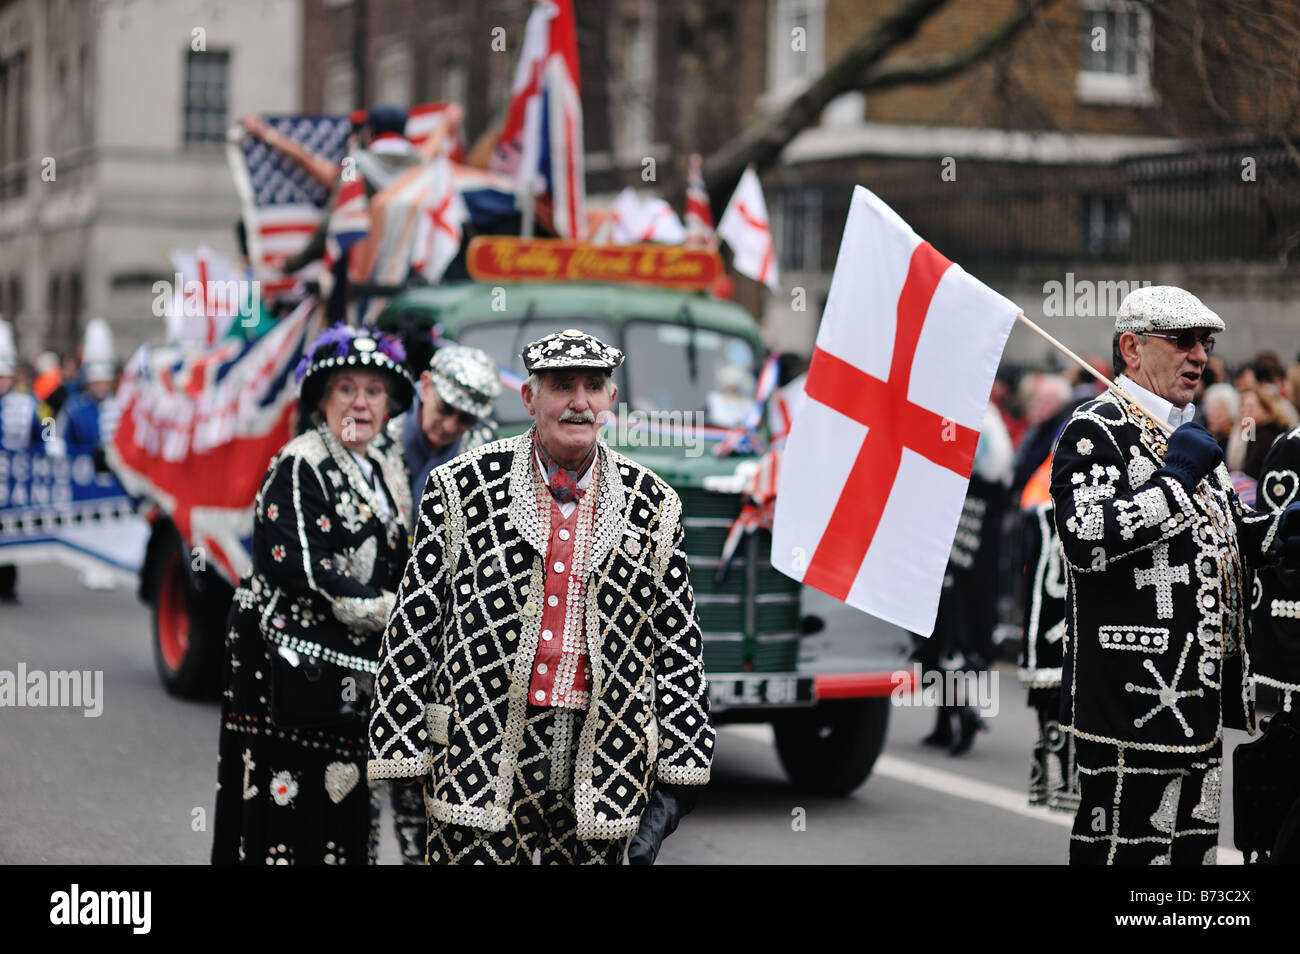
{"left": 1015, "top": 313, "right": 1175, "bottom": 435}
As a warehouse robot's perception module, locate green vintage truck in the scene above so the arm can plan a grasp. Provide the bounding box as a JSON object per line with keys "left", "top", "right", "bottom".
{"left": 374, "top": 271, "right": 909, "bottom": 795}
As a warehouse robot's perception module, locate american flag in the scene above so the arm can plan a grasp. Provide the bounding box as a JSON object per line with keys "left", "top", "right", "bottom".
{"left": 107, "top": 298, "right": 317, "bottom": 585}
{"left": 227, "top": 115, "right": 353, "bottom": 295}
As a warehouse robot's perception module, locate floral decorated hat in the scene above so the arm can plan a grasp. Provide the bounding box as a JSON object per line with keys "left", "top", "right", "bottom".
{"left": 520, "top": 328, "right": 625, "bottom": 374}
{"left": 295, "top": 324, "right": 415, "bottom": 413}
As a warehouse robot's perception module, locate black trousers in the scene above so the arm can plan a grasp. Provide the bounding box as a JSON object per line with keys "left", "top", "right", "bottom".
{"left": 427, "top": 706, "right": 627, "bottom": 865}
{"left": 1069, "top": 737, "right": 1222, "bottom": 865}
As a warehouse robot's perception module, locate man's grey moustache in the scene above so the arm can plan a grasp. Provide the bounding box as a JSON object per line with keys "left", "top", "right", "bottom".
{"left": 559, "top": 411, "right": 596, "bottom": 423}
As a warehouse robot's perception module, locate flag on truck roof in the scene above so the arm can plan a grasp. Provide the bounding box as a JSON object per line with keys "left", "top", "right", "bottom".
{"left": 604, "top": 188, "right": 687, "bottom": 245}
{"left": 350, "top": 158, "right": 467, "bottom": 287}
{"left": 405, "top": 102, "right": 466, "bottom": 161}
{"left": 323, "top": 157, "right": 370, "bottom": 275}
{"left": 771, "top": 186, "right": 1020, "bottom": 636}
{"left": 717, "top": 167, "right": 779, "bottom": 292}
{"left": 492, "top": 0, "right": 586, "bottom": 239}
{"left": 227, "top": 115, "right": 352, "bottom": 296}
{"left": 685, "top": 153, "right": 716, "bottom": 248}
{"left": 107, "top": 298, "right": 316, "bottom": 585}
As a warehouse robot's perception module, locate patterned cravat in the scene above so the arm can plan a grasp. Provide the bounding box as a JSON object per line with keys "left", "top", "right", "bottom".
{"left": 534, "top": 431, "right": 596, "bottom": 504}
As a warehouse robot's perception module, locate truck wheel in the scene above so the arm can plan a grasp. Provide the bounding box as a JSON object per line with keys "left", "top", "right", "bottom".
{"left": 773, "top": 698, "right": 890, "bottom": 796}
{"left": 150, "top": 540, "right": 227, "bottom": 700}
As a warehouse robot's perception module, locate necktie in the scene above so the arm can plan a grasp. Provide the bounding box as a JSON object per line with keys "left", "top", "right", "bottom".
{"left": 534, "top": 433, "right": 595, "bottom": 504}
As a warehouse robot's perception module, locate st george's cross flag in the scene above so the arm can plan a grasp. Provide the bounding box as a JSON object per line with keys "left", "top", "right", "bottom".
{"left": 771, "top": 186, "right": 1020, "bottom": 636}
{"left": 717, "top": 167, "right": 779, "bottom": 291}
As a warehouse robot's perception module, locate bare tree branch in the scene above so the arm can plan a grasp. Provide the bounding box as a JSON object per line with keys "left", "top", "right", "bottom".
{"left": 694, "top": 0, "right": 1057, "bottom": 203}
{"left": 858, "top": 0, "right": 1054, "bottom": 92}
{"left": 699, "top": 0, "right": 955, "bottom": 195}
{"left": 1189, "top": 0, "right": 1234, "bottom": 122}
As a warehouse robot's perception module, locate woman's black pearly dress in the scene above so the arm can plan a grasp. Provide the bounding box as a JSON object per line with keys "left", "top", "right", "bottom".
{"left": 211, "top": 422, "right": 410, "bottom": 864}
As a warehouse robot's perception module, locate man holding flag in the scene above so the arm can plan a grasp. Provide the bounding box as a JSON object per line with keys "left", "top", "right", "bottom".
{"left": 1049, "top": 286, "right": 1300, "bottom": 864}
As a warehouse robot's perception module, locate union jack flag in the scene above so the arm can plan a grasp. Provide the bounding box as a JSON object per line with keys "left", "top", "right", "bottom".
{"left": 684, "top": 153, "right": 716, "bottom": 248}
{"left": 227, "top": 115, "right": 353, "bottom": 295}
{"left": 107, "top": 298, "right": 317, "bottom": 585}
{"left": 492, "top": 0, "right": 586, "bottom": 239}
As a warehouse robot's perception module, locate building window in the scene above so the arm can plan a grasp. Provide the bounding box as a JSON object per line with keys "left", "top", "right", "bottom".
{"left": 1075, "top": 0, "right": 1156, "bottom": 107}
{"left": 78, "top": 44, "right": 93, "bottom": 146}
{"left": 0, "top": 50, "right": 31, "bottom": 199}
{"left": 441, "top": 62, "right": 467, "bottom": 108}
{"left": 2, "top": 276, "right": 22, "bottom": 320}
{"left": 184, "top": 49, "right": 230, "bottom": 144}
{"left": 322, "top": 55, "right": 356, "bottom": 114}
{"left": 1082, "top": 194, "right": 1131, "bottom": 257}
{"left": 376, "top": 41, "right": 413, "bottom": 109}
{"left": 766, "top": 0, "right": 825, "bottom": 100}
{"left": 774, "top": 187, "right": 822, "bottom": 273}
{"left": 612, "top": 4, "right": 655, "bottom": 159}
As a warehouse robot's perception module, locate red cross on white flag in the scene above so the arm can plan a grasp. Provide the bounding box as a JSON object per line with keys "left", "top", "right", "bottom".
{"left": 607, "top": 187, "right": 687, "bottom": 245}
{"left": 411, "top": 158, "right": 469, "bottom": 283}
{"left": 771, "top": 186, "right": 1020, "bottom": 636}
{"left": 717, "top": 167, "right": 779, "bottom": 291}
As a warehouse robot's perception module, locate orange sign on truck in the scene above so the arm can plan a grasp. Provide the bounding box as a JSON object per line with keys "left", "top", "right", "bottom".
{"left": 466, "top": 236, "right": 722, "bottom": 290}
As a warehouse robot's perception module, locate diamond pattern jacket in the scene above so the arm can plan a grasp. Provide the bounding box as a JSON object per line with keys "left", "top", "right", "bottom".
{"left": 367, "top": 429, "right": 714, "bottom": 839}
{"left": 1050, "top": 392, "right": 1282, "bottom": 752}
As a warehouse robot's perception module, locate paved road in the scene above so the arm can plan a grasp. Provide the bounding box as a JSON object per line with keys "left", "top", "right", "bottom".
{"left": 0, "top": 561, "right": 1247, "bottom": 864}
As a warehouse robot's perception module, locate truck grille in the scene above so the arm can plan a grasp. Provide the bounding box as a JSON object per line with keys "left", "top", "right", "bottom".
{"left": 677, "top": 486, "right": 800, "bottom": 672}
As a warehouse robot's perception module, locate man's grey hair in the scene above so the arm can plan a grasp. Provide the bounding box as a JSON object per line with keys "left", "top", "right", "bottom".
{"left": 525, "top": 370, "right": 616, "bottom": 395}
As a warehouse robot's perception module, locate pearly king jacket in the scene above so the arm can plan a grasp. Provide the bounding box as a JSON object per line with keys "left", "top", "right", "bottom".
{"left": 1050, "top": 391, "right": 1283, "bottom": 752}
{"left": 367, "top": 429, "right": 714, "bottom": 839}
{"left": 1250, "top": 425, "right": 1300, "bottom": 697}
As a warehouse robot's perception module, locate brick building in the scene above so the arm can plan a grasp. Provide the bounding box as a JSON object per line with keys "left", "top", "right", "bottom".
{"left": 300, "top": 0, "right": 1300, "bottom": 362}
{"left": 0, "top": 0, "right": 303, "bottom": 360}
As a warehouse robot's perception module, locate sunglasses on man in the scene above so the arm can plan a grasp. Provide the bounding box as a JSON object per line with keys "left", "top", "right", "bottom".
{"left": 1137, "top": 330, "right": 1216, "bottom": 355}
{"left": 433, "top": 395, "right": 480, "bottom": 428}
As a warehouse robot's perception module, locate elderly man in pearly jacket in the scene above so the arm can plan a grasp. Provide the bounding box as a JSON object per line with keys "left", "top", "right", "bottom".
{"left": 368, "top": 328, "right": 713, "bottom": 865}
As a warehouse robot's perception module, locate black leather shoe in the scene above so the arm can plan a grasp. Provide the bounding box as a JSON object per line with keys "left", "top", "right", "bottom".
{"left": 922, "top": 706, "right": 955, "bottom": 747}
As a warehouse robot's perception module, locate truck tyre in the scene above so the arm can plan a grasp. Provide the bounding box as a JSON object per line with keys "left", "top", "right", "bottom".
{"left": 773, "top": 697, "right": 890, "bottom": 796}
{"left": 149, "top": 534, "right": 228, "bottom": 700}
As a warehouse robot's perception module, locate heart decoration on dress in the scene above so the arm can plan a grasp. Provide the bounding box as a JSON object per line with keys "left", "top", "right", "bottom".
{"left": 324, "top": 761, "right": 360, "bottom": 804}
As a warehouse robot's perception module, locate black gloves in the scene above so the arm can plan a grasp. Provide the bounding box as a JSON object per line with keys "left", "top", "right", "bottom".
{"left": 1276, "top": 502, "right": 1300, "bottom": 562}
{"left": 627, "top": 783, "right": 698, "bottom": 865}
{"left": 1154, "top": 421, "right": 1223, "bottom": 490}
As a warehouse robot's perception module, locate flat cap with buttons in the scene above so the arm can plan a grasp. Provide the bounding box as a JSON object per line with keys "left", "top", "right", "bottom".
{"left": 520, "top": 328, "right": 624, "bottom": 374}
{"left": 1114, "top": 285, "right": 1225, "bottom": 334}
{"left": 428, "top": 345, "right": 501, "bottom": 420}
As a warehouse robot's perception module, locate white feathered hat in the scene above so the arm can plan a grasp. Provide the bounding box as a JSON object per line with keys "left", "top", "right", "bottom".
{"left": 82, "top": 318, "right": 116, "bottom": 383}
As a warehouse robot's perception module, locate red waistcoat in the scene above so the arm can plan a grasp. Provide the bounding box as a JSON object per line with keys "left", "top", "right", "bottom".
{"left": 527, "top": 461, "right": 599, "bottom": 709}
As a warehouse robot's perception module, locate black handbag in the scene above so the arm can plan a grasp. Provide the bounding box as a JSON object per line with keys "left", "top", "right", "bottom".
{"left": 267, "top": 647, "right": 367, "bottom": 730}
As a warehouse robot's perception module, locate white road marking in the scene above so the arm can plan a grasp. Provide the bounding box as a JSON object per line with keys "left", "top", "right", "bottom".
{"left": 721, "top": 724, "right": 1243, "bottom": 864}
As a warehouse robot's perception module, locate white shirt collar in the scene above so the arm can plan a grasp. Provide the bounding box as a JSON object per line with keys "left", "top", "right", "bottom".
{"left": 1116, "top": 375, "right": 1196, "bottom": 429}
